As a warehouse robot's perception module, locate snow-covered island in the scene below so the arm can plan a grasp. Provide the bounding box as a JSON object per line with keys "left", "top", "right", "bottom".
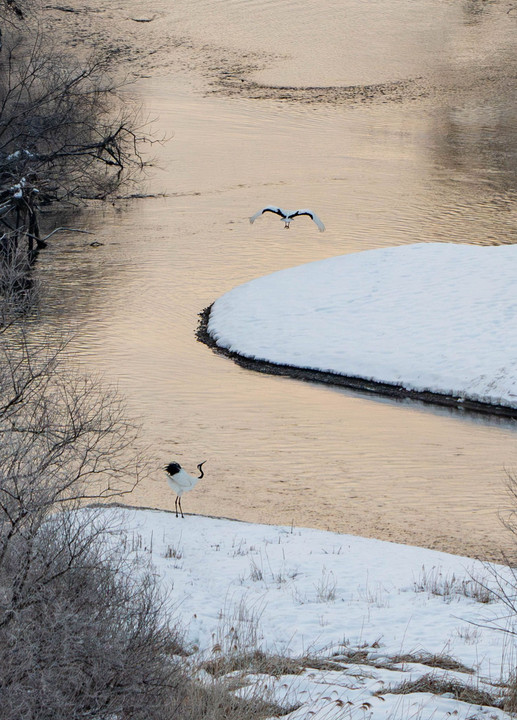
{"left": 110, "top": 507, "right": 516, "bottom": 720}
{"left": 207, "top": 243, "right": 517, "bottom": 414}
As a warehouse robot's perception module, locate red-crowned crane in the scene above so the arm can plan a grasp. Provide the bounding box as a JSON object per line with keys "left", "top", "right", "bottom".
{"left": 250, "top": 206, "right": 325, "bottom": 231}
{"left": 164, "top": 461, "right": 207, "bottom": 518}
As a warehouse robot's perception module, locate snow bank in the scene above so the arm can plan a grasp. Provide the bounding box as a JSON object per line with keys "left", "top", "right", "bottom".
{"left": 208, "top": 243, "right": 517, "bottom": 408}
{"left": 106, "top": 508, "right": 515, "bottom": 720}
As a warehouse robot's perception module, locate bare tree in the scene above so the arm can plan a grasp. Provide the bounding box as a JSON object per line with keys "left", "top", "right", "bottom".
{"left": 0, "top": 0, "right": 153, "bottom": 320}
{"left": 0, "top": 34, "right": 148, "bottom": 257}
{"left": 0, "top": 326, "right": 189, "bottom": 719}
{"left": 0, "top": 0, "right": 152, "bottom": 302}
{"left": 0, "top": 327, "right": 147, "bottom": 571}
{"left": 0, "top": 5, "right": 187, "bottom": 718}
{"left": 0, "top": 510, "right": 187, "bottom": 720}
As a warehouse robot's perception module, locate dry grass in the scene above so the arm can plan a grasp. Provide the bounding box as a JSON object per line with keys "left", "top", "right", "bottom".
{"left": 191, "top": 650, "right": 303, "bottom": 719}
{"left": 501, "top": 672, "right": 517, "bottom": 714}
{"left": 201, "top": 648, "right": 365, "bottom": 680}
{"left": 314, "top": 568, "right": 337, "bottom": 602}
{"left": 388, "top": 652, "right": 474, "bottom": 675}
{"left": 214, "top": 597, "right": 265, "bottom": 655}
{"left": 198, "top": 648, "right": 506, "bottom": 718}
{"left": 414, "top": 566, "right": 494, "bottom": 604}
{"left": 201, "top": 650, "right": 307, "bottom": 678}
{"left": 331, "top": 647, "right": 476, "bottom": 675}
{"left": 379, "top": 673, "right": 504, "bottom": 709}
{"left": 332, "top": 649, "right": 370, "bottom": 664}
{"left": 177, "top": 676, "right": 299, "bottom": 720}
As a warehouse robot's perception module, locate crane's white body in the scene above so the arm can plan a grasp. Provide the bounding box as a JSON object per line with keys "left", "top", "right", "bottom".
{"left": 164, "top": 461, "right": 207, "bottom": 518}
{"left": 166, "top": 467, "right": 199, "bottom": 497}
{"left": 250, "top": 205, "right": 325, "bottom": 232}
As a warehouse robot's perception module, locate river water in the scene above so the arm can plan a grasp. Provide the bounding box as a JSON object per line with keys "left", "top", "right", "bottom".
{"left": 36, "top": 0, "right": 517, "bottom": 558}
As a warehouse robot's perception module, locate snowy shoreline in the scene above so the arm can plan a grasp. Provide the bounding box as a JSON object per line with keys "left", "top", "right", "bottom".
{"left": 202, "top": 244, "right": 517, "bottom": 418}
{"left": 100, "top": 505, "right": 517, "bottom": 720}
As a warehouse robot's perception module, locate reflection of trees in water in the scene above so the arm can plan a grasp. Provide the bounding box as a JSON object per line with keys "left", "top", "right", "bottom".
{"left": 437, "top": 0, "right": 517, "bottom": 181}
{"left": 0, "top": 238, "right": 35, "bottom": 323}
{"left": 0, "top": 0, "right": 148, "bottom": 323}
{"left": 433, "top": 102, "right": 517, "bottom": 187}
{"left": 461, "top": 0, "right": 491, "bottom": 23}
{"left": 426, "top": 83, "right": 517, "bottom": 245}
{"left": 427, "top": 23, "right": 517, "bottom": 244}
{"left": 33, "top": 205, "right": 141, "bottom": 326}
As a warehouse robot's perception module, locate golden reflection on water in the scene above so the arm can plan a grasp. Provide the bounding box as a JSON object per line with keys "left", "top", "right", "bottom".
{"left": 36, "top": 0, "right": 517, "bottom": 560}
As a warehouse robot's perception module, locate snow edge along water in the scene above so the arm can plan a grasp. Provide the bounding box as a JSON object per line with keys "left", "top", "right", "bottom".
{"left": 197, "top": 244, "right": 517, "bottom": 420}
{"left": 197, "top": 306, "right": 517, "bottom": 421}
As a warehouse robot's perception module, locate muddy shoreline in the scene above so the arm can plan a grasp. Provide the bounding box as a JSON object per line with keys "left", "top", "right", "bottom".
{"left": 197, "top": 306, "right": 517, "bottom": 422}
{"left": 40, "top": 4, "right": 439, "bottom": 108}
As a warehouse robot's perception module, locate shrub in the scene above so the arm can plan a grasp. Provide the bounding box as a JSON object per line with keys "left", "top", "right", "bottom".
{"left": 0, "top": 327, "right": 188, "bottom": 720}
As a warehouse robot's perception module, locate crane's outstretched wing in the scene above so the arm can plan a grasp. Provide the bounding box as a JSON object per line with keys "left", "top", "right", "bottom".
{"left": 290, "top": 209, "right": 326, "bottom": 232}
{"left": 249, "top": 206, "right": 287, "bottom": 224}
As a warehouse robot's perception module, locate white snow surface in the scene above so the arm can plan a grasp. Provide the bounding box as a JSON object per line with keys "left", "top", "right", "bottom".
{"left": 103, "top": 507, "right": 517, "bottom": 720}
{"left": 208, "top": 243, "right": 517, "bottom": 408}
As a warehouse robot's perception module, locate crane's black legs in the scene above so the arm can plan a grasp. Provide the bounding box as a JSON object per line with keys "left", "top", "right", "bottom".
{"left": 175, "top": 496, "right": 184, "bottom": 518}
